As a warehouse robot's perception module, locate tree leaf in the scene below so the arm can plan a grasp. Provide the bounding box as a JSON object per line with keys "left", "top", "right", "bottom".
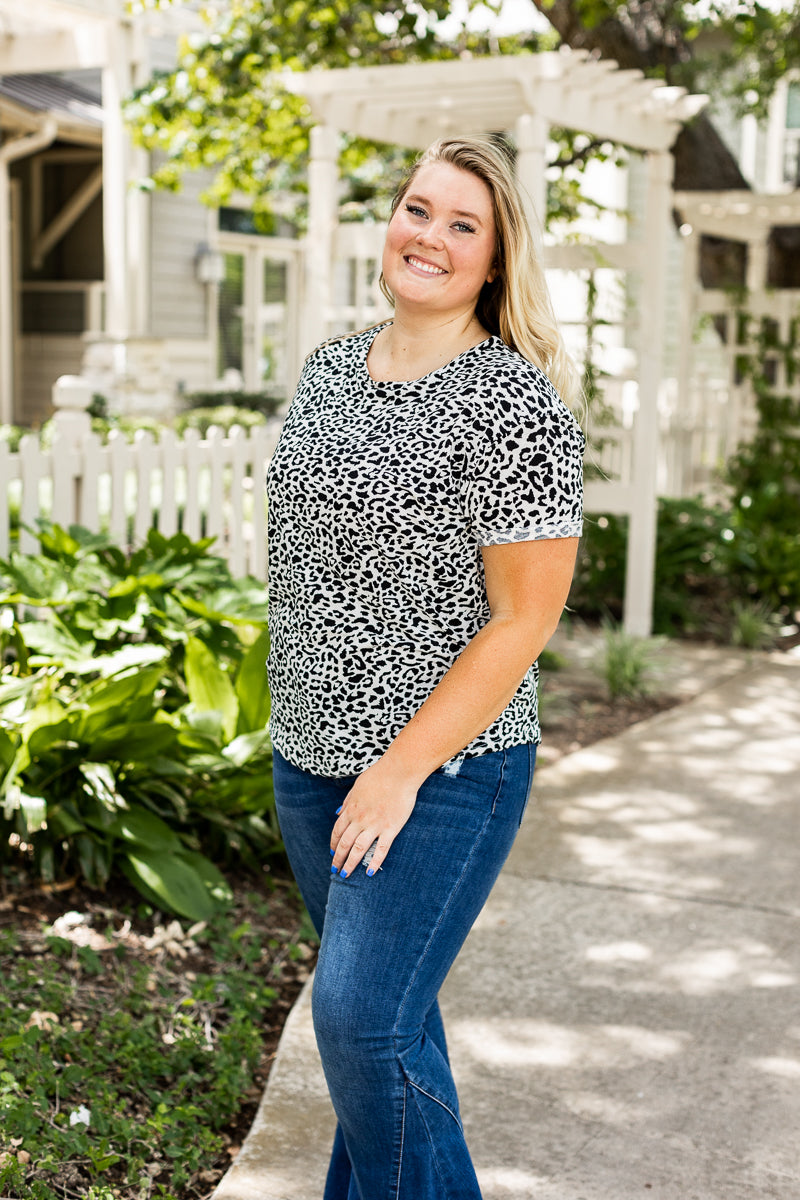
{"left": 74, "top": 644, "right": 170, "bottom": 678}
{"left": 18, "top": 792, "right": 47, "bottom": 834}
{"left": 222, "top": 729, "right": 271, "bottom": 767}
{"left": 79, "top": 762, "right": 124, "bottom": 813}
{"left": 17, "top": 621, "right": 93, "bottom": 667}
{"left": 0, "top": 727, "right": 16, "bottom": 771}
{"left": 178, "top": 850, "right": 233, "bottom": 907}
{"left": 89, "top": 721, "right": 178, "bottom": 762}
{"left": 47, "top": 802, "right": 86, "bottom": 838}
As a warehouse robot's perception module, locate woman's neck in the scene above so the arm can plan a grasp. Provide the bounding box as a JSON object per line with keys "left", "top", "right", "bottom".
{"left": 367, "top": 311, "right": 489, "bottom": 383}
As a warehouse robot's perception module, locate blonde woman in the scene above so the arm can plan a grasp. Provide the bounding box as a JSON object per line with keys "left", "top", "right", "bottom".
{"left": 267, "top": 136, "right": 584, "bottom": 1199}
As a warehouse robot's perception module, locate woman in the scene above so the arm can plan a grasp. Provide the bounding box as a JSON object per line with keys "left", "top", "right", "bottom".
{"left": 266, "top": 136, "right": 584, "bottom": 1200}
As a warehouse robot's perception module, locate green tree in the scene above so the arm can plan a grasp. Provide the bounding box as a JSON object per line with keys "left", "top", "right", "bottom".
{"left": 128, "top": 0, "right": 800, "bottom": 225}
{"left": 530, "top": 0, "right": 800, "bottom": 189}
{"left": 127, "top": 0, "right": 514, "bottom": 221}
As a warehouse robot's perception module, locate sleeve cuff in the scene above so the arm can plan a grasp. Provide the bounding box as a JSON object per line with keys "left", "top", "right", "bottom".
{"left": 477, "top": 518, "right": 583, "bottom": 546}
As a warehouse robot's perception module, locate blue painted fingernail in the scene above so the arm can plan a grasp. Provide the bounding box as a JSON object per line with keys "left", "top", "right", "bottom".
{"left": 339, "top": 869, "right": 348, "bottom": 879}
{"left": 335, "top": 806, "right": 343, "bottom": 815}
{"left": 366, "top": 867, "right": 375, "bottom": 877}
{"left": 331, "top": 864, "right": 338, "bottom": 874}
{"left": 330, "top": 848, "right": 335, "bottom": 856}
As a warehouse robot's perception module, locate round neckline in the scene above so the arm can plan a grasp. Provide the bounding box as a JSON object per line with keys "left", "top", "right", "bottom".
{"left": 362, "top": 322, "right": 496, "bottom": 386}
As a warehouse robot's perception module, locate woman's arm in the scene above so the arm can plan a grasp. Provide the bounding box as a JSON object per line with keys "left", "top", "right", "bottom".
{"left": 330, "top": 535, "right": 579, "bottom": 877}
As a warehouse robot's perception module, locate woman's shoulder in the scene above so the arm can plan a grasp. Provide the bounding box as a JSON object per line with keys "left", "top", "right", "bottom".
{"left": 467, "top": 338, "right": 577, "bottom": 425}
{"left": 304, "top": 323, "right": 388, "bottom": 373}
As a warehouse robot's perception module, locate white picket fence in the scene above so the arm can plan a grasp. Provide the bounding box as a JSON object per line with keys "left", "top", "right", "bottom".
{"left": 591, "top": 374, "right": 754, "bottom": 500}
{"left": 1, "top": 373, "right": 750, "bottom": 584}
{"left": 1, "top": 381, "right": 282, "bottom": 579}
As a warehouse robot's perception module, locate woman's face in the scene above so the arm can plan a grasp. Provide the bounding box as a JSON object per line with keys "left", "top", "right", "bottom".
{"left": 382, "top": 161, "right": 497, "bottom": 322}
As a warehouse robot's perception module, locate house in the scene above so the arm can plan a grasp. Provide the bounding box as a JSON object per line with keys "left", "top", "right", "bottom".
{"left": 0, "top": 0, "right": 248, "bottom": 427}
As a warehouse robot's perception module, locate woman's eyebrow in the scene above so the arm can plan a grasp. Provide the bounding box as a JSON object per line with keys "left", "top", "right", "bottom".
{"left": 405, "top": 193, "right": 484, "bottom": 226}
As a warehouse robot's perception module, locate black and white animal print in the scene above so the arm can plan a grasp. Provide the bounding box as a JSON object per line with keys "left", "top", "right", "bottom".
{"left": 266, "top": 323, "right": 585, "bottom": 777}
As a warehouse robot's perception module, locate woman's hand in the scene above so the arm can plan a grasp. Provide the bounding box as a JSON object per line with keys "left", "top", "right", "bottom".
{"left": 330, "top": 760, "right": 421, "bottom": 878}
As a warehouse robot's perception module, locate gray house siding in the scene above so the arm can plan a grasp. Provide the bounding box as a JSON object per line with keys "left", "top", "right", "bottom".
{"left": 148, "top": 159, "right": 213, "bottom": 341}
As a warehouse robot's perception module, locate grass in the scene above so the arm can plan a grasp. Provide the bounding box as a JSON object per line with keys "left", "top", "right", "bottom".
{"left": 0, "top": 877, "right": 317, "bottom": 1200}
{"left": 599, "top": 622, "right": 663, "bottom": 700}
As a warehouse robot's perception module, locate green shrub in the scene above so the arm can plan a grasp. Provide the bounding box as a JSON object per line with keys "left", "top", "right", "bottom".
{"left": 722, "top": 321, "right": 800, "bottom": 614}
{"left": 0, "top": 901, "right": 309, "bottom": 1200}
{"left": 729, "top": 598, "right": 783, "bottom": 649}
{"left": 183, "top": 388, "right": 284, "bottom": 417}
{"left": 0, "top": 524, "right": 278, "bottom": 919}
{"left": 173, "top": 405, "right": 268, "bottom": 438}
{"left": 0, "top": 424, "right": 30, "bottom": 453}
{"left": 570, "top": 497, "right": 748, "bottom": 636}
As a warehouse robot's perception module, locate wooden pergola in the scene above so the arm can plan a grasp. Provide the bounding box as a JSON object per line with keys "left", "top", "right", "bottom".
{"left": 285, "top": 53, "right": 707, "bottom": 635}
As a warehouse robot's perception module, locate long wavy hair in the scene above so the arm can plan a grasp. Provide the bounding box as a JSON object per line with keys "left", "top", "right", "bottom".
{"left": 380, "top": 136, "right": 580, "bottom": 408}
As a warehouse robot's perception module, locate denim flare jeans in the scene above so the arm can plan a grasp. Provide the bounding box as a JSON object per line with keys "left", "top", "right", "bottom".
{"left": 272, "top": 741, "right": 536, "bottom": 1200}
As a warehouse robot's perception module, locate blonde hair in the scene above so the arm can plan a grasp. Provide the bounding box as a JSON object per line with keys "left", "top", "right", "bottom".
{"left": 380, "top": 136, "right": 580, "bottom": 409}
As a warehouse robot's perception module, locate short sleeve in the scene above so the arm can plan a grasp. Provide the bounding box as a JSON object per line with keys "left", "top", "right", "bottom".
{"left": 458, "top": 365, "right": 585, "bottom": 546}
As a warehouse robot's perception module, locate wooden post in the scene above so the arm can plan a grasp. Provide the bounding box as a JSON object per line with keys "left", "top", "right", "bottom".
{"left": 0, "top": 121, "right": 58, "bottom": 423}
{"left": 102, "top": 18, "right": 132, "bottom": 342}
{"left": 51, "top": 375, "right": 93, "bottom": 526}
{"left": 515, "top": 112, "right": 549, "bottom": 254}
{"left": 624, "top": 151, "right": 673, "bottom": 637}
{"left": 304, "top": 123, "right": 338, "bottom": 354}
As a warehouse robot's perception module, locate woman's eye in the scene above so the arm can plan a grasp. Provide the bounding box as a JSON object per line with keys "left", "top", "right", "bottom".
{"left": 454, "top": 221, "right": 476, "bottom": 234}
{"left": 406, "top": 204, "right": 427, "bottom": 218}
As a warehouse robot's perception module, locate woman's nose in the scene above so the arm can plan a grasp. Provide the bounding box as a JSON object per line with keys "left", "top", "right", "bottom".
{"left": 415, "top": 222, "right": 445, "bottom": 248}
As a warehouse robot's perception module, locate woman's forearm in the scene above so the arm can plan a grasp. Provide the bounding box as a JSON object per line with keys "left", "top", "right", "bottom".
{"left": 378, "top": 610, "right": 559, "bottom": 785}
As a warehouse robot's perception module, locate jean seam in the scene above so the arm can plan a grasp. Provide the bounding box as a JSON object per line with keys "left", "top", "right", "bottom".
{"left": 392, "top": 803, "right": 493, "bottom": 1046}
{"left": 393, "top": 1081, "right": 407, "bottom": 1200}
{"left": 406, "top": 1079, "right": 464, "bottom": 1130}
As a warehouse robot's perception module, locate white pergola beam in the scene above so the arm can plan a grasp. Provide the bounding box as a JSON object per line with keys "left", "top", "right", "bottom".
{"left": 0, "top": 0, "right": 119, "bottom": 20}
{"left": 285, "top": 52, "right": 707, "bottom": 635}
{"left": 0, "top": 25, "right": 107, "bottom": 73}
{"left": 285, "top": 55, "right": 705, "bottom": 156}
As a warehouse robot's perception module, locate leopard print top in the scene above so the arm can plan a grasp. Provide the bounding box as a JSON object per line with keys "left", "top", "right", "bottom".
{"left": 266, "top": 323, "right": 585, "bottom": 777}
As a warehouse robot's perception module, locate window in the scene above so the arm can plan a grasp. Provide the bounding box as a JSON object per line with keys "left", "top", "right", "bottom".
{"left": 782, "top": 81, "right": 800, "bottom": 186}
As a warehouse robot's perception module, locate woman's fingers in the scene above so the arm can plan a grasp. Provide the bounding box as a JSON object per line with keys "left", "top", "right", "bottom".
{"left": 331, "top": 820, "right": 396, "bottom": 878}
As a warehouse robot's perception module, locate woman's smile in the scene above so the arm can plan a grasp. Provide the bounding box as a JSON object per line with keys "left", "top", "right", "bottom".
{"left": 404, "top": 254, "right": 448, "bottom": 277}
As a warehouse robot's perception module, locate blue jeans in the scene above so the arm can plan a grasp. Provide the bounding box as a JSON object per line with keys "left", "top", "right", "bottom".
{"left": 272, "top": 741, "right": 536, "bottom": 1200}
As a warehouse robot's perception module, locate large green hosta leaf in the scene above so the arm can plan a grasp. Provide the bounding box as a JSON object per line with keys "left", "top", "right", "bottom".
{"left": 235, "top": 629, "right": 271, "bottom": 734}
{"left": 123, "top": 849, "right": 219, "bottom": 921}
{"left": 184, "top": 636, "right": 238, "bottom": 742}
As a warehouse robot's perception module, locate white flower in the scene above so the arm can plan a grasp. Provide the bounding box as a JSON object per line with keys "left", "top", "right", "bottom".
{"left": 69, "top": 1106, "right": 91, "bottom": 1128}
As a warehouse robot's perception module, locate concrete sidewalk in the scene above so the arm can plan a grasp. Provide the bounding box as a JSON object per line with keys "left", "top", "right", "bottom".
{"left": 213, "top": 648, "right": 800, "bottom": 1200}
